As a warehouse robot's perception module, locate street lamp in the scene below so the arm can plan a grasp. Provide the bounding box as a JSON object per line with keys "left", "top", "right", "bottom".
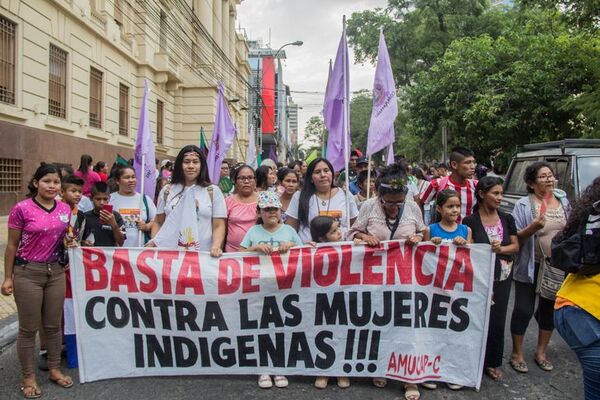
{"left": 272, "top": 40, "right": 303, "bottom": 162}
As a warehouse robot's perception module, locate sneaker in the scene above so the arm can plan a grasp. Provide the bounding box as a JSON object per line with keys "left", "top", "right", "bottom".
{"left": 421, "top": 381, "right": 438, "bottom": 390}
{"left": 447, "top": 383, "right": 463, "bottom": 390}
{"left": 258, "top": 374, "right": 272, "bottom": 389}
{"left": 38, "top": 350, "right": 48, "bottom": 371}
{"left": 273, "top": 376, "right": 288, "bottom": 388}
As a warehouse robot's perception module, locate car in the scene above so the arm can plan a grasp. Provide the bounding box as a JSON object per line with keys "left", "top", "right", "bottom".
{"left": 500, "top": 139, "right": 600, "bottom": 214}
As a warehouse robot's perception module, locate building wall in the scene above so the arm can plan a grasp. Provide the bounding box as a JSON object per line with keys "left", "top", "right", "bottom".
{"left": 0, "top": 0, "right": 250, "bottom": 214}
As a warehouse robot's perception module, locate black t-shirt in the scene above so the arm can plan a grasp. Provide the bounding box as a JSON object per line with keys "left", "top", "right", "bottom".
{"left": 82, "top": 210, "right": 124, "bottom": 247}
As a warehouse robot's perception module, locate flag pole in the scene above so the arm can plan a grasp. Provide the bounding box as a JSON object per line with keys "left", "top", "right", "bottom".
{"left": 366, "top": 155, "right": 372, "bottom": 200}
{"left": 342, "top": 15, "right": 351, "bottom": 231}
{"left": 138, "top": 152, "right": 145, "bottom": 247}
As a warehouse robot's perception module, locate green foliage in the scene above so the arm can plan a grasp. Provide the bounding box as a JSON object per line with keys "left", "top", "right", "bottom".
{"left": 518, "top": 0, "right": 600, "bottom": 32}
{"left": 301, "top": 115, "right": 326, "bottom": 155}
{"left": 405, "top": 10, "right": 600, "bottom": 161}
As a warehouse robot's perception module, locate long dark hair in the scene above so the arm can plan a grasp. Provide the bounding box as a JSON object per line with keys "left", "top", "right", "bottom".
{"left": 298, "top": 158, "right": 335, "bottom": 228}
{"left": 557, "top": 176, "right": 600, "bottom": 240}
{"left": 170, "top": 145, "right": 211, "bottom": 187}
{"left": 27, "top": 163, "right": 61, "bottom": 197}
{"left": 255, "top": 165, "right": 272, "bottom": 191}
{"left": 523, "top": 161, "right": 553, "bottom": 193}
{"left": 78, "top": 154, "right": 93, "bottom": 175}
{"left": 473, "top": 176, "right": 504, "bottom": 212}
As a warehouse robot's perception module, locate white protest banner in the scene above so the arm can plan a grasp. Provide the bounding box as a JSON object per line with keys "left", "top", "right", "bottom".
{"left": 69, "top": 241, "right": 494, "bottom": 388}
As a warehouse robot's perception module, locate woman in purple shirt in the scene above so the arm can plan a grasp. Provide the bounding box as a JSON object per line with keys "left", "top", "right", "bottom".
{"left": 1, "top": 164, "right": 75, "bottom": 398}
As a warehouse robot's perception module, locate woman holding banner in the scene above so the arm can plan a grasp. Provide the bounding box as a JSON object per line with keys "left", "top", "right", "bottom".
{"left": 224, "top": 164, "right": 258, "bottom": 252}
{"left": 285, "top": 158, "right": 358, "bottom": 243}
{"left": 463, "top": 176, "right": 519, "bottom": 381}
{"left": 348, "top": 163, "right": 423, "bottom": 400}
{"left": 109, "top": 166, "right": 156, "bottom": 247}
{"left": 150, "top": 145, "right": 227, "bottom": 256}
{"left": 510, "top": 162, "right": 570, "bottom": 374}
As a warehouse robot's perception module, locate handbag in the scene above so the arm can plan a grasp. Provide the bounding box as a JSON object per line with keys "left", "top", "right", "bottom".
{"left": 529, "top": 195, "right": 565, "bottom": 300}
{"left": 535, "top": 245, "right": 565, "bottom": 301}
{"left": 551, "top": 210, "right": 600, "bottom": 275}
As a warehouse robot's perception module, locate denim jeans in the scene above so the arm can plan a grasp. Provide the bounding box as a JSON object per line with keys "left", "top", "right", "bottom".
{"left": 555, "top": 306, "right": 600, "bottom": 400}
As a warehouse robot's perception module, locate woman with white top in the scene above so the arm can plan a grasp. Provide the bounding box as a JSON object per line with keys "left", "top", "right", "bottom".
{"left": 150, "top": 145, "right": 227, "bottom": 256}
{"left": 109, "top": 166, "right": 156, "bottom": 247}
{"left": 286, "top": 158, "right": 358, "bottom": 243}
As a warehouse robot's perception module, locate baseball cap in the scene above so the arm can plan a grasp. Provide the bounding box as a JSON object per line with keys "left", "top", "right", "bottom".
{"left": 257, "top": 191, "right": 282, "bottom": 209}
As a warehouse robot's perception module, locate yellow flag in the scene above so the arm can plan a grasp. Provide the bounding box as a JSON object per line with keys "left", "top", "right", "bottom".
{"left": 305, "top": 149, "right": 318, "bottom": 165}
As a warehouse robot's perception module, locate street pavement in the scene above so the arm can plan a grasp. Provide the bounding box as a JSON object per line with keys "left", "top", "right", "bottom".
{"left": 0, "top": 215, "right": 584, "bottom": 399}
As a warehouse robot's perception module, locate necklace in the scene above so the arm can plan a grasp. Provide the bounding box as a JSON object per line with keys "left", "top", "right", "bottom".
{"left": 316, "top": 189, "right": 333, "bottom": 214}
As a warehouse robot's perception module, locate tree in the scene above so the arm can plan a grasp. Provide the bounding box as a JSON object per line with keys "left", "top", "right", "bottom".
{"left": 518, "top": 0, "right": 600, "bottom": 31}
{"left": 301, "top": 115, "right": 326, "bottom": 155}
{"left": 347, "top": 0, "right": 506, "bottom": 85}
{"left": 405, "top": 10, "right": 600, "bottom": 163}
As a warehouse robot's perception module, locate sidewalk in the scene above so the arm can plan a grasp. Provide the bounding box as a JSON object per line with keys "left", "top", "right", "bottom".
{"left": 0, "top": 215, "right": 17, "bottom": 322}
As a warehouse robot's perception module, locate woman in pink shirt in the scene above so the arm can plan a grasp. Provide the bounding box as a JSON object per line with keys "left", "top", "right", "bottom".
{"left": 225, "top": 165, "right": 258, "bottom": 252}
{"left": 74, "top": 154, "right": 101, "bottom": 196}
{"left": 1, "top": 163, "right": 75, "bottom": 398}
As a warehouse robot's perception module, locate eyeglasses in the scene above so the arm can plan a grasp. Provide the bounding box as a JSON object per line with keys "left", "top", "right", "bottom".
{"left": 536, "top": 174, "right": 555, "bottom": 181}
{"left": 380, "top": 199, "right": 405, "bottom": 207}
{"left": 236, "top": 176, "right": 255, "bottom": 182}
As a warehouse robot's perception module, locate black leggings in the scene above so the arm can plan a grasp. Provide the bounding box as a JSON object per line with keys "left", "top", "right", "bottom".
{"left": 485, "top": 276, "right": 512, "bottom": 368}
{"left": 510, "top": 264, "right": 555, "bottom": 334}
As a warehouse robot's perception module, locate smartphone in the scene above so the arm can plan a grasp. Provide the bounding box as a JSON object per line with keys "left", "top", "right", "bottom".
{"left": 102, "top": 204, "right": 113, "bottom": 213}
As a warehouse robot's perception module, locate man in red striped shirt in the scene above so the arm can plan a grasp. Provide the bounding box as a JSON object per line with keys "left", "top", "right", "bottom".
{"left": 419, "top": 147, "right": 478, "bottom": 223}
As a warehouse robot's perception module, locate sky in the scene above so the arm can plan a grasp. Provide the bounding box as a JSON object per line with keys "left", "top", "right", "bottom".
{"left": 237, "top": 0, "right": 388, "bottom": 141}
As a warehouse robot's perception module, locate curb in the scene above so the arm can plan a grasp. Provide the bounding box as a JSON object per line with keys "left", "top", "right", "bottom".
{"left": 0, "top": 314, "right": 18, "bottom": 349}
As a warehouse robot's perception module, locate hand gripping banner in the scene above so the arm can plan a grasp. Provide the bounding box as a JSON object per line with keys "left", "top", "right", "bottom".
{"left": 69, "top": 241, "right": 495, "bottom": 387}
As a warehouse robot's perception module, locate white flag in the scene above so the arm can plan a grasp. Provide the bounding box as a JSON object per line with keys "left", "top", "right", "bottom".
{"left": 246, "top": 125, "right": 257, "bottom": 169}
{"left": 153, "top": 189, "right": 200, "bottom": 250}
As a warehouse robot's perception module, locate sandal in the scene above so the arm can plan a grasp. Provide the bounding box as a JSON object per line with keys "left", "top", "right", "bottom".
{"left": 49, "top": 374, "right": 73, "bottom": 389}
{"left": 373, "top": 377, "right": 387, "bottom": 388}
{"left": 20, "top": 384, "right": 41, "bottom": 399}
{"left": 510, "top": 359, "right": 528, "bottom": 373}
{"left": 258, "top": 374, "right": 272, "bottom": 389}
{"left": 273, "top": 375, "right": 288, "bottom": 388}
{"left": 535, "top": 358, "right": 554, "bottom": 372}
{"left": 485, "top": 367, "right": 503, "bottom": 381}
{"left": 337, "top": 377, "right": 350, "bottom": 388}
{"left": 314, "top": 376, "right": 328, "bottom": 389}
{"left": 404, "top": 383, "right": 420, "bottom": 400}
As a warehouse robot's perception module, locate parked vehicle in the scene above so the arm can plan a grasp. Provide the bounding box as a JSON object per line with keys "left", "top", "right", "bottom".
{"left": 500, "top": 139, "right": 600, "bottom": 214}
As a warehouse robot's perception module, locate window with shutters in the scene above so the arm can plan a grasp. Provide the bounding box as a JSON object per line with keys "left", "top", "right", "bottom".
{"left": 48, "top": 44, "right": 67, "bottom": 118}
{"left": 0, "top": 16, "right": 16, "bottom": 104}
{"left": 89, "top": 67, "right": 103, "bottom": 128}
{"left": 119, "top": 83, "right": 129, "bottom": 136}
{"left": 0, "top": 158, "right": 21, "bottom": 192}
{"left": 156, "top": 100, "right": 164, "bottom": 144}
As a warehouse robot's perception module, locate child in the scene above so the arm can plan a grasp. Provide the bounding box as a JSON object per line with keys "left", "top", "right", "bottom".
{"left": 422, "top": 189, "right": 471, "bottom": 391}
{"left": 309, "top": 215, "right": 350, "bottom": 390}
{"left": 82, "top": 182, "right": 125, "bottom": 247}
{"left": 424, "top": 189, "right": 472, "bottom": 246}
{"left": 239, "top": 191, "right": 302, "bottom": 389}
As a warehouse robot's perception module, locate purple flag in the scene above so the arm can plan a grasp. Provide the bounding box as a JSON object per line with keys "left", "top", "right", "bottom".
{"left": 207, "top": 82, "right": 237, "bottom": 184}
{"left": 134, "top": 79, "right": 156, "bottom": 200}
{"left": 323, "top": 28, "right": 351, "bottom": 172}
{"left": 367, "top": 29, "right": 398, "bottom": 156}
